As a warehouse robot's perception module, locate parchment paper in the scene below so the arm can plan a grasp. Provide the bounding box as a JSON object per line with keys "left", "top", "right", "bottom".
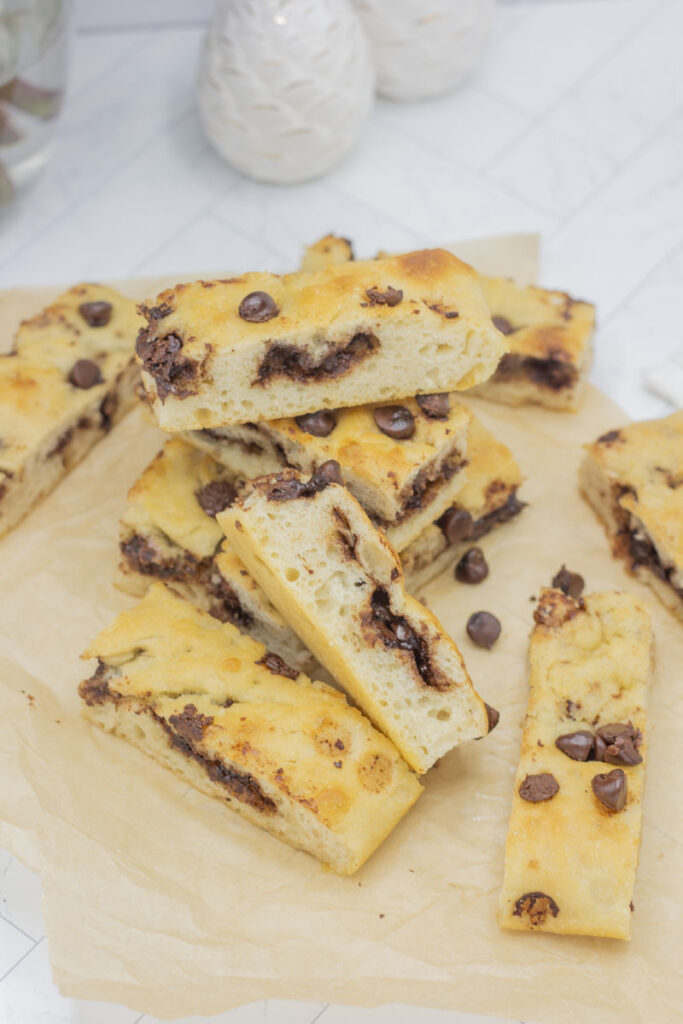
{"left": 1, "top": 236, "right": 681, "bottom": 1024}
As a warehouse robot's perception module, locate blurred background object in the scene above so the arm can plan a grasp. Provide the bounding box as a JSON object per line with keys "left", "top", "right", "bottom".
{"left": 354, "top": 0, "right": 495, "bottom": 102}
{"left": 0, "top": 0, "right": 70, "bottom": 206}
{"left": 196, "top": 0, "right": 375, "bottom": 185}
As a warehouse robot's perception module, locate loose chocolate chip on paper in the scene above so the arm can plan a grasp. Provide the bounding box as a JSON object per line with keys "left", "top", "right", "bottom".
{"left": 415, "top": 392, "right": 450, "bottom": 419}
{"left": 295, "top": 410, "right": 337, "bottom": 437}
{"left": 519, "top": 772, "right": 559, "bottom": 803}
{"left": 555, "top": 730, "right": 594, "bottom": 761}
{"left": 492, "top": 315, "right": 515, "bottom": 335}
{"left": 68, "top": 359, "right": 102, "bottom": 389}
{"left": 467, "top": 611, "right": 501, "bottom": 649}
{"left": 455, "top": 546, "right": 489, "bottom": 583}
{"left": 364, "top": 286, "right": 403, "bottom": 307}
{"left": 552, "top": 565, "right": 585, "bottom": 598}
{"left": 196, "top": 480, "right": 237, "bottom": 517}
{"left": 591, "top": 768, "right": 627, "bottom": 812}
{"left": 437, "top": 506, "right": 473, "bottom": 545}
{"left": 238, "top": 291, "right": 279, "bottom": 323}
{"left": 79, "top": 300, "right": 112, "bottom": 327}
{"left": 374, "top": 405, "right": 415, "bottom": 439}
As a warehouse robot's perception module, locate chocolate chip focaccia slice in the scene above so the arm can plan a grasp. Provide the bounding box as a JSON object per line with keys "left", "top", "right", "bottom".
{"left": 0, "top": 284, "right": 142, "bottom": 539}
{"left": 136, "top": 249, "right": 506, "bottom": 430}
{"left": 183, "top": 395, "right": 471, "bottom": 552}
{"left": 301, "top": 236, "right": 594, "bottom": 412}
{"left": 472, "top": 277, "right": 595, "bottom": 411}
{"left": 580, "top": 413, "right": 683, "bottom": 624}
{"left": 80, "top": 584, "right": 422, "bottom": 875}
{"left": 219, "top": 464, "right": 493, "bottom": 774}
{"left": 118, "top": 438, "right": 316, "bottom": 672}
{"left": 401, "top": 415, "right": 525, "bottom": 590}
{"left": 499, "top": 588, "right": 652, "bottom": 939}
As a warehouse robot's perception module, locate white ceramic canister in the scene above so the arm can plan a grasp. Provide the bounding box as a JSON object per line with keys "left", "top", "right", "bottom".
{"left": 197, "top": 0, "right": 375, "bottom": 184}
{"left": 353, "top": 0, "right": 495, "bottom": 102}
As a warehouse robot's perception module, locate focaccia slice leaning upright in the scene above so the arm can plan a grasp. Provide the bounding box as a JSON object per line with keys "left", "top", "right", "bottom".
{"left": 499, "top": 587, "right": 652, "bottom": 939}
{"left": 79, "top": 583, "right": 422, "bottom": 876}
{"left": 135, "top": 249, "right": 506, "bottom": 430}
{"left": 219, "top": 463, "right": 494, "bottom": 774}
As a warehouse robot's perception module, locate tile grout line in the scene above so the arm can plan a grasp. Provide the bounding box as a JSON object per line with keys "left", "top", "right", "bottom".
{"left": 599, "top": 239, "right": 683, "bottom": 329}
{"left": 0, "top": 909, "right": 41, "bottom": 944}
{"left": 481, "top": 0, "right": 673, "bottom": 172}
{"left": 67, "top": 30, "right": 157, "bottom": 104}
{"left": 307, "top": 1004, "right": 330, "bottom": 1024}
{"left": 546, "top": 102, "right": 683, "bottom": 243}
{"left": 0, "top": 103, "right": 194, "bottom": 274}
{"left": 0, "top": 935, "right": 42, "bottom": 984}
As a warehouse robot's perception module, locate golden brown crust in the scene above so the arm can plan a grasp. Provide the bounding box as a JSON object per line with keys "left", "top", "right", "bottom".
{"left": 80, "top": 584, "right": 422, "bottom": 874}
{"left": 137, "top": 250, "right": 506, "bottom": 429}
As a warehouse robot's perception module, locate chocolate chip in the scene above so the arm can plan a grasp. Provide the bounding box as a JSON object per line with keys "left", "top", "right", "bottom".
{"left": 256, "top": 651, "right": 298, "bottom": 679}
{"left": 604, "top": 735, "right": 643, "bottom": 766}
{"left": 196, "top": 480, "right": 237, "bottom": 517}
{"left": 492, "top": 315, "right": 515, "bottom": 335}
{"left": 373, "top": 405, "right": 415, "bottom": 439}
{"left": 437, "top": 506, "right": 473, "bottom": 545}
{"left": 555, "top": 730, "right": 594, "bottom": 761}
{"left": 312, "top": 459, "right": 343, "bottom": 487}
{"left": 591, "top": 768, "right": 627, "bottom": 812}
{"left": 79, "top": 300, "right": 112, "bottom": 327}
{"left": 238, "top": 291, "right": 279, "bottom": 323}
{"left": 596, "top": 722, "right": 637, "bottom": 744}
{"left": 485, "top": 703, "right": 500, "bottom": 731}
{"left": 364, "top": 286, "right": 403, "bottom": 307}
{"left": 455, "top": 546, "right": 488, "bottom": 583}
{"left": 597, "top": 722, "right": 643, "bottom": 766}
{"left": 168, "top": 703, "right": 213, "bottom": 743}
{"left": 594, "top": 735, "right": 607, "bottom": 761}
{"left": 266, "top": 460, "right": 343, "bottom": 501}
{"left": 513, "top": 892, "right": 559, "bottom": 926}
{"left": 68, "top": 359, "right": 102, "bottom": 389}
{"left": 466, "top": 611, "right": 501, "bottom": 649}
{"left": 519, "top": 772, "right": 559, "bottom": 803}
{"left": 552, "top": 565, "right": 585, "bottom": 598}
{"left": 415, "top": 393, "right": 450, "bottom": 419}
{"left": 295, "top": 410, "right": 337, "bottom": 437}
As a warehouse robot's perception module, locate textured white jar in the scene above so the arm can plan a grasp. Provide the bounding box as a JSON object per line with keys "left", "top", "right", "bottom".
{"left": 353, "top": 0, "right": 495, "bottom": 101}
{"left": 197, "top": 0, "right": 375, "bottom": 185}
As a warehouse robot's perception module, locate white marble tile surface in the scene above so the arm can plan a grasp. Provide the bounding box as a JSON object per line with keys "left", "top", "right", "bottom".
{"left": 1, "top": 0, "right": 681, "bottom": 1021}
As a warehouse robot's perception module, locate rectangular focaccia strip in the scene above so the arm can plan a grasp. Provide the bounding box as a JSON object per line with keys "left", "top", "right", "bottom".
{"left": 219, "top": 465, "right": 493, "bottom": 774}
{"left": 471, "top": 277, "right": 595, "bottom": 411}
{"left": 0, "top": 284, "right": 142, "bottom": 538}
{"left": 499, "top": 587, "right": 652, "bottom": 939}
{"left": 182, "top": 395, "right": 471, "bottom": 552}
{"left": 401, "top": 416, "right": 525, "bottom": 590}
{"left": 118, "top": 438, "right": 316, "bottom": 673}
{"left": 580, "top": 412, "right": 683, "bottom": 624}
{"left": 302, "top": 236, "right": 594, "bottom": 411}
{"left": 135, "top": 249, "right": 507, "bottom": 430}
{"left": 79, "top": 583, "right": 422, "bottom": 875}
